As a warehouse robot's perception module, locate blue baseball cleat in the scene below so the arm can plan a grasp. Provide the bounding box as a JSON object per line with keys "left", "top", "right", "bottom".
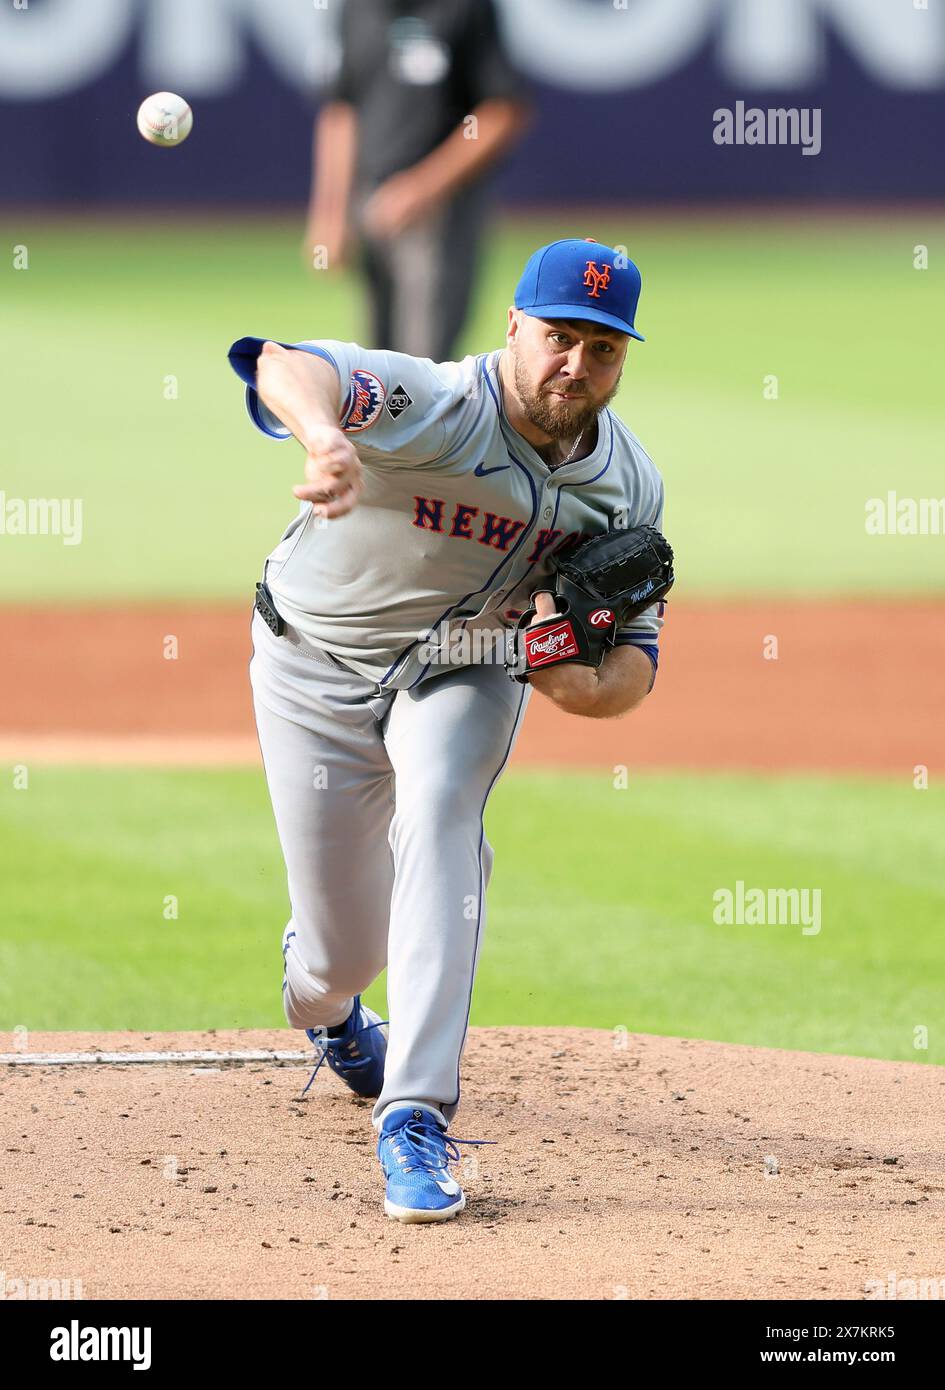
{"left": 300, "top": 996, "right": 388, "bottom": 1099}
{"left": 378, "top": 1106, "right": 493, "bottom": 1223}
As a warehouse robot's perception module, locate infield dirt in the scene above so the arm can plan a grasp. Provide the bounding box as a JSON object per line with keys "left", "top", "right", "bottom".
{"left": 1, "top": 599, "right": 943, "bottom": 771}
{"left": 3, "top": 600, "right": 942, "bottom": 1300}
{"left": 2, "top": 1028, "right": 942, "bottom": 1300}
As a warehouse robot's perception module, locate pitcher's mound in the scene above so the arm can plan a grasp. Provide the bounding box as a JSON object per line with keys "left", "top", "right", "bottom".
{"left": 2, "top": 1028, "right": 941, "bottom": 1300}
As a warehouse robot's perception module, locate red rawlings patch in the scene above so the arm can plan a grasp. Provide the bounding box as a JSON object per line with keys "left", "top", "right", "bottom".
{"left": 525, "top": 619, "right": 580, "bottom": 668}
{"left": 588, "top": 607, "right": 615, "bottom": 628}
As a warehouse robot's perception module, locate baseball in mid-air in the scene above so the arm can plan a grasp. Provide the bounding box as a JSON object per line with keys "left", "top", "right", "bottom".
{"left": 136, "top": 92, "right": 193, "bottom": 147}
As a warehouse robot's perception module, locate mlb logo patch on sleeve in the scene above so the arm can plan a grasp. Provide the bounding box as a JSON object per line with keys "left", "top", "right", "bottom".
{"left": 341, "top": 369, "right": 386, "bottom": 432}
{"left": 386, "top": 383, "right": 413, "bottom": 420}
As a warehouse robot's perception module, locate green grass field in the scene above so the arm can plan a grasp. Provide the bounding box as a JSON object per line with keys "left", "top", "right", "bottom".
{"left": 2, "top": 213, "right": 944, "bottom": 600}
{"left": 2, "top": 212, "right": 941, "bottom": 1054}
{"left": 2, "top": 766, "right": 942, "bottom": 1065}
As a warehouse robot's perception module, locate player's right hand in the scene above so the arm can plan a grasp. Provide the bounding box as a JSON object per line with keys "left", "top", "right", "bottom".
{"left": 293, "top": 424, "right": 364, "bottom": 520}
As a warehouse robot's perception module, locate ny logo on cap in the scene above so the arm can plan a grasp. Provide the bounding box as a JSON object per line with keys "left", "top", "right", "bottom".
{"left": 583, "top": 261, "right": 612, "bottom": 298}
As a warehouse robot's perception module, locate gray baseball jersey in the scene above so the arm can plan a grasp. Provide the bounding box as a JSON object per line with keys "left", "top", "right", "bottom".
{"left": 229, "top": 334, "right": 666, "bottom": 1131}
{"left": 228, "top": 337, "right": 666, "bottom": 690}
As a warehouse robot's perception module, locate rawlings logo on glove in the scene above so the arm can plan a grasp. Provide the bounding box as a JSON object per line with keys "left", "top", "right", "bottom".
{"left": 506, "top": 524, "right": 674, "bottom": 683}
{"left": 524, "top": 620, "right": 580, "bottom": 666}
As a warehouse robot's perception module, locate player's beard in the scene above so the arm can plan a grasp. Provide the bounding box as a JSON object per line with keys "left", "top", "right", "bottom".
{"left": 511, "top": 347, "right": 622, "bottom": 442}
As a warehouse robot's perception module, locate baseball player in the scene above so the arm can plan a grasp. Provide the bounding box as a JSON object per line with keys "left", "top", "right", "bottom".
{"left": 228, "top": 238, "right": 672, "bottom": 1223}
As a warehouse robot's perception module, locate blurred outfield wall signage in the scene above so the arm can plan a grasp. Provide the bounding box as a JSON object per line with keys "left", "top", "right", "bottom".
{"left": 0, "top": 0, "right": 942, "bottom": 99}
{"left": 503, "top": 0, "right": 944, "bottom": 91}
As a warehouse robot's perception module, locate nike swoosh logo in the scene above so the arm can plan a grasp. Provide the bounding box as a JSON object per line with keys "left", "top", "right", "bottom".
{"left": 435, "top": 1176, "right": 461, "bottom": 1196}
{"left": 473, "top": 461, "right": 511, "bottom": 477}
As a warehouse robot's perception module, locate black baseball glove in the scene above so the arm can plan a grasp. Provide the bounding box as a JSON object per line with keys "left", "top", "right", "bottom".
{"left": 506, "top": 524, "right": 674, "bottom": 682}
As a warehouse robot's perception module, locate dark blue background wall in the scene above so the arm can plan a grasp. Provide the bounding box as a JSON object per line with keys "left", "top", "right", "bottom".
{"left": 1, "top": 0, "right": 943, "bottom": 204}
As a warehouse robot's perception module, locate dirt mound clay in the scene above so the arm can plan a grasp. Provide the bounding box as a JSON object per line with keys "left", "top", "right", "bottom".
{"left": 2, "top": 1029, "right": 942, "bottom": 1300}
{"left": 2, "top": 600, "right": 944, "bottom": 771}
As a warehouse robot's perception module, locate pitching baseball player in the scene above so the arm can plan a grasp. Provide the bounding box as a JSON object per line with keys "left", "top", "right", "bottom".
{"left": 228, "top": 238, "right": 673, "bottom": 1223}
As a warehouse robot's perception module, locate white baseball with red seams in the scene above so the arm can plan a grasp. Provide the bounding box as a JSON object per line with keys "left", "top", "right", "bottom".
{"left": 136, "top": 92, "right": 193, "bottom": 147}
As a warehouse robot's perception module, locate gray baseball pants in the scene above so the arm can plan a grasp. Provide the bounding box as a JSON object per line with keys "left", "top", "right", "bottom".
{"left": 249, "top": 609, "right": 530, "bottom": 1127}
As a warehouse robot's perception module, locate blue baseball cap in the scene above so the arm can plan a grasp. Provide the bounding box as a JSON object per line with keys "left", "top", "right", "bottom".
{"left": 514, "top": 238, "right": 644, "bottom": 342}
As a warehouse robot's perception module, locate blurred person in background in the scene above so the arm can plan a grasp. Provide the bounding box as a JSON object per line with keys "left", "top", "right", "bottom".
{"left": 303, "top": 0, "right": 531, "bottom": 361}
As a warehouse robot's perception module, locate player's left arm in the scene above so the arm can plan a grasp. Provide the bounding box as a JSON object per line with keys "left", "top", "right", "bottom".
{"left": 526, "top": 593, "right": 655, "bottom": 719}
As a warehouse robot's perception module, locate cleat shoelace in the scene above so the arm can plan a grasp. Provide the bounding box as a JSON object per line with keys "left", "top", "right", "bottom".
{"left": 384, "top": 1114, "right": 495, "bottom": 1176}
{"left": 300, "top": 1015, "right": 388, "bottom": 1098}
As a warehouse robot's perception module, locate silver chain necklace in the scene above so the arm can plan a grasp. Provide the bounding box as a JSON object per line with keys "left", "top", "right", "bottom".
{"left": 558, "top": 427, "right": 585, "bottom": 467}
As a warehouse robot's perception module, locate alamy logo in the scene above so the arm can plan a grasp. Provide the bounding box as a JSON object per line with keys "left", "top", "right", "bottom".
{"left": 418, "top": 620, "right": 508, "bottom": 668}
{"left": 0, "top": 493, "right": 83, "bottom": 545}
{"left": 1, "top": 1272, "right": 83, "bottom": 1300}
{"left": 865, "top": 1271, "right": 945, "bottom": 1300}
{"left": 49, "top": 1321, "right": 151, "bottom": 1370}
{"left": 713, "top": 101, "right": 821, "bottom": 156}
{"left": 865, "top": 492, "right": 945, "bottom": 535}
{"left": 713, "top": 880, "right": 821, "bottom": 935}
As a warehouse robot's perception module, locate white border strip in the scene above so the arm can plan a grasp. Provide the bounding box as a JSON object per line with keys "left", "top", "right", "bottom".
{"left": 0, "top": 1049, "right": 310, "bottom": 1066}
